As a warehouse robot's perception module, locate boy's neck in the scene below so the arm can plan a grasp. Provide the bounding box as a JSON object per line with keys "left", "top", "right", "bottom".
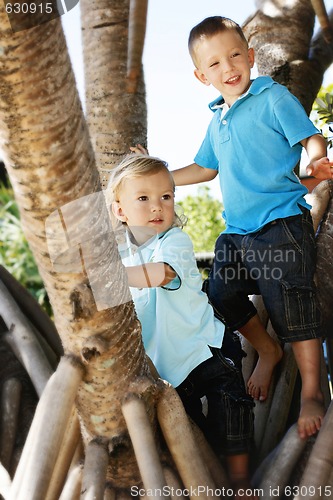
{"left": 127, "top": 226, "right": 170, "bottom": 247}
{"left": 222, "top": 80, "right": 253, "bottom": 107}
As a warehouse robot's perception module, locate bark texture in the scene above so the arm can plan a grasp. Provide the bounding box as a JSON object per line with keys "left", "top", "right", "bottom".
{"left": 243, "top": 0, "right": 333, "bottom": 113}
{"left": 80, "top": 0, "right": 147, "bottom": 187}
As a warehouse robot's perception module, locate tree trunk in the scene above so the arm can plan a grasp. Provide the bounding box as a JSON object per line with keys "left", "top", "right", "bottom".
{"left": 0, "top": 3, "right": 152, "bottom": 488}
{"left": 80, "top": 0, "right": 147, "bottom": 187}
{"left": 243, "top": 0, "right": 333, "bottom": 113}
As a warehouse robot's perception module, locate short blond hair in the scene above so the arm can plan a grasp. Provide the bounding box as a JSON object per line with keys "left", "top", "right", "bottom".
{"left": 107, "top": 154, "right": 174, "bottom": 203}
{"left": 188, "top": 16, "right": 248, "bottom": 67}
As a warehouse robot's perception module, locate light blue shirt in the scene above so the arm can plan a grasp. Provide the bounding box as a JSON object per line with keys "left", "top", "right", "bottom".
{"left": 194, "top": 76, "right": 320, "bottom": 234}
{"left": 118, "top": 227, "right": 224, "bottom": 387}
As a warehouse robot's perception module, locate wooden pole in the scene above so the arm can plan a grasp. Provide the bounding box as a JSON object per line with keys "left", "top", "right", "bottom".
{"left": 9, "top": 355, "right": 84, "bottom": 500}
{"left": 80, "top": 439, "right": 109, "bottom": 500}
{"left": 0, "top": 264, "right": 63, "bottom": 358}
{"left": 258, "top": 343, "right": 298, "bottom": 462}
{"left": 253, "top": 321, "right": 280, "bottom": 455}
{"left": 189, "top": 420, "right": 230, "bottom": 490}
{"left": 157, "top": 383, "right": 219, "bottom": 500}
{"left": 295, "top": 401, "right": 333, "bottom": 499}
{"left": 163, "top": 466, "right": 186, "bottom": 499}
{"left": 0, "top": 279, "right": 54, "bottom": 396}
{"left": 0, "top": 462, "right": 11, "bottom": 498}
{"left": 253, "top": 424, "right": 307, "bottom": 495}
{"left": 45, "top": 409, "right": 82, "bottom": 500}
{"left": 0, "top": 378, "right": 22, "bottom": 471}
{"left": 122, "top": 393, "right": 169, "bottom": 499}
{"left": 59, "top": 464, "right": 82, "bottom": 500}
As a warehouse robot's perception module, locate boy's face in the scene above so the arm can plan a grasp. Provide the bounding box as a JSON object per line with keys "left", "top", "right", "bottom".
{"left": 193, "top": 30, "right": 255, "bottom": 106}
{"left": 112, "top": 169, "right": 176, "bottom": 244}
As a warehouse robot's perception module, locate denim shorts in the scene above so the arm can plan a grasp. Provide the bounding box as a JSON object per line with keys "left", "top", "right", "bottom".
{"left": 176, "top": 331, "right": 254, "bottom": 456}
{"left": 206, "top": 207, "right": 323, "bottom": 342}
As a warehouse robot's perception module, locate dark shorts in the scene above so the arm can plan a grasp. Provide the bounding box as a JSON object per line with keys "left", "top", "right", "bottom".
{"left": 176, "top": 331, "right": 254, "bottom": 456}
{"left": 206, "top": 207, "right": 323, "bottom": 343}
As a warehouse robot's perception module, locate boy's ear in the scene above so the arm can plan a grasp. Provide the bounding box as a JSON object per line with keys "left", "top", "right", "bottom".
{"left": 194, "top": 68, "right": 211, "bottom": 86}
{"left": 248, "top": 47, "right": 255, "bottom": 68}
{"left": 112, "top": 201, "right": 127, "bottom": 222}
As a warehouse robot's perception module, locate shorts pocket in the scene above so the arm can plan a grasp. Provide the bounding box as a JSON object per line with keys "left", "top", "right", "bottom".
{"left": 282, "top": 281, "right": 321, "bottom": 332}
{"left": 280, "top": 216, "right": 303, "bottom": 254}
{"left": 225, "top": 393, "right": 254, "bottom": 441}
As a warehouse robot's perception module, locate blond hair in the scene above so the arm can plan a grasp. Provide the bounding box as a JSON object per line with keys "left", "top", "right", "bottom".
{"left": 105, "top": 154, "right": 186, "bottom": 229}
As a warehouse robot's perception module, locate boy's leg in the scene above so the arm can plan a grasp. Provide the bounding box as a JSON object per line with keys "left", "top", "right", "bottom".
{"left": 291, "top": 338, "right": 324, "bottom": 439}
{"left": 238, "top": 315, "right": 283, "bottom": 401}
{"left": 227, "top": 454, "right": 259, "bottom": 500}
{"left": 207, "top": 233, "right": 282, "bottom": 402}
{"left": 203, "top": 347, "right": 255, "bottom": 492}
{"left": 251, "top": 208, "right": 325, "bottom": 437}
{"left": 176, "top": 377, "right": 207, "bottom": 434}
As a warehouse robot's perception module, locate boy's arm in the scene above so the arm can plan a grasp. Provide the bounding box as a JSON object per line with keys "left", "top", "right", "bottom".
{"left": 129, "top": 144, "right": 217, "bottom": 186}
{"left": 302, "top": 134, "right": 333, "bottom": 179}
{"left": 172, "top": 162, "right": 218, "bottom": 186}
{"left": 125, "top": 262, "right": 176, "bottom": 288}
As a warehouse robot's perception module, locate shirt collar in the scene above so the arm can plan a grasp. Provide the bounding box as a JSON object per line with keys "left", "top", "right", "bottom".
{"left": 208, "top": 76, "right": 275, "bottom": 112}
{"left": 123, "top": 228, "right": 169, "bottom": 254}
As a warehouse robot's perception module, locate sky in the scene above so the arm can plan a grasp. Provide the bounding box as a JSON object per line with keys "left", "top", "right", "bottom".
{"left": 61, "top": 0, "right": 333, "bottom": 200}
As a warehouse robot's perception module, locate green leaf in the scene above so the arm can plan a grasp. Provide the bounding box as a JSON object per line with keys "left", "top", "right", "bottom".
{"left": 178, "top": 186, "right": 225, "bottom": 253}
{"left": 0, "top": 180, "right": 52, "bottom": 316}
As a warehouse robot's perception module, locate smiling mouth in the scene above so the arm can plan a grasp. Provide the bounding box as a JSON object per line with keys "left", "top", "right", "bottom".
{"left": 150, "top": 218, "right": 163, "bottom": 222}
{"left": 226, "top": 75, "right": 240, "bottom": 84}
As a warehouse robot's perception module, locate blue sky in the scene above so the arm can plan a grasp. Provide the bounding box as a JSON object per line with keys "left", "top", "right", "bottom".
{"left": 62, "top": 0, "right": 333, "bottom": 199}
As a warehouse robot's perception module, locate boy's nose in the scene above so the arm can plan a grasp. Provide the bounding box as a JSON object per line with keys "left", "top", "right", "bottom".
{"left": 151, "top": 200, "right": 162, "bottom": 211}
{"left": 221, "top": 56, "right": 235, "bottom": 71}
{"left": 222, "top": 60, "right": 233, "bottom": 72}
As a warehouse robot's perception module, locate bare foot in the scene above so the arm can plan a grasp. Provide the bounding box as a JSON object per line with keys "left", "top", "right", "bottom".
{"left": 298, "top": 396, "right": 325, "bottom": 439}
{"left": 247, "top": 343, "right": 283, "bottom": 401}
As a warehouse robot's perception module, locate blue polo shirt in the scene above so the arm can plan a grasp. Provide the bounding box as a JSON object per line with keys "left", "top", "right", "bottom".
{"left": 194, "top": 76, "right": 320, "bottom": 234}
{"left": 118, "top": 227, "right": 224, "bottom": 387}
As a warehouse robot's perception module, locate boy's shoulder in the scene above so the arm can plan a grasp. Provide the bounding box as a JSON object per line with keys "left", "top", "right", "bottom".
{"left": 157, "top": 227, "right": 194, "bottom": 255}
{"left": 249, "top": 76, "right": 300, "bottom": 109}
{"left": 161, "top": 226, "right": 191, "bottom": 245}
{"left": 250, "top": 76, "right": 288, "bottom": 97}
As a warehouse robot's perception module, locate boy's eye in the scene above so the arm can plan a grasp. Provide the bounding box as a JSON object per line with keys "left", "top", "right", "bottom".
{"left": 209, "top": 61, "right": 218, "bottom": 67}
{"left": 138, "top": 196, "right": 148, "bottom": 201}
{"left": 231, "top": 52, "right": 240, "bottom": 58}
{"left": 162, "top": 194, "right": 172, "bottom": 200}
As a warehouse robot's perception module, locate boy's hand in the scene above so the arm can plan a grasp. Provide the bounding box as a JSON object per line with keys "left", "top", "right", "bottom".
{"left": 306, "top": 157, "right": 333, "bottom": 179}
{"left": 130, "top": 143, "right": 148, "bottom": 155}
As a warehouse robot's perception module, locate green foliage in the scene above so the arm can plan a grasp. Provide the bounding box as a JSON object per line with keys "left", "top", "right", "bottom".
{"left": 177, "top": 186, "right": 225, "bottom": 253}
{"left": 313, "top": 84, "right": 333, "bottom": 148}
{"left": 0, "top": 182, "right": 51, "bottom": 315}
